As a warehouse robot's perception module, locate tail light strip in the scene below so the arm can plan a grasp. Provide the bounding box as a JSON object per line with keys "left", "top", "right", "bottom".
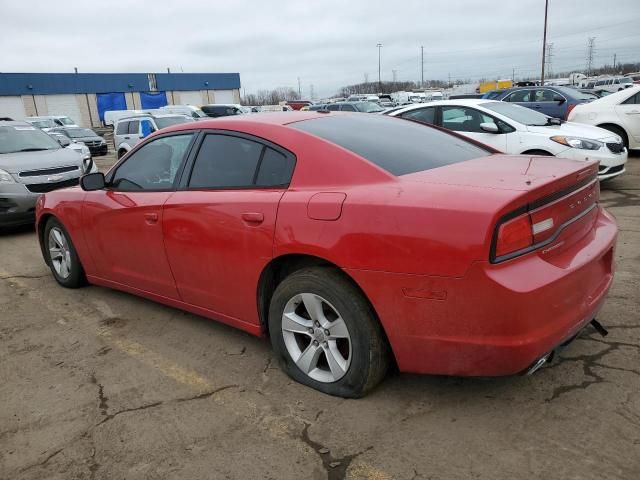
{"left": 490, "top": 177, "right": 599, "bottom": 263}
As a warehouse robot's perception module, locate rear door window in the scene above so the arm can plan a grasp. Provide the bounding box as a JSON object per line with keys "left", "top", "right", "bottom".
{"left": 506, "top": 90, "right": 532, "bottom": 102}
{"left": 400, "top": 107, "right": 436, "bottom": 124}
{"left": 116, "top": 121, "right": 129, "bottom": 135}
{"left": 188, "top": 134, "right": 295, "bottom": 189}
{"left": 128, "top": 121, "right": 140, "bottom": 135}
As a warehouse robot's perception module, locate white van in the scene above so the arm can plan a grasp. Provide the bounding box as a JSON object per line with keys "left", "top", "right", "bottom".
{"left": 157, "top": 105, "right": 208, "bottom": 119}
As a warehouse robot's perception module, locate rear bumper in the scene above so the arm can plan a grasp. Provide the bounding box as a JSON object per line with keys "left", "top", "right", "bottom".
{"left": 346, "top": 206, "right": 617, "bottom": 376}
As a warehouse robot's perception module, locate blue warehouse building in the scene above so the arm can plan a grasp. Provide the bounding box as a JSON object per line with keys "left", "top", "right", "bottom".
{"left": 0, "top": 72, "right": 242, "bottom": 127}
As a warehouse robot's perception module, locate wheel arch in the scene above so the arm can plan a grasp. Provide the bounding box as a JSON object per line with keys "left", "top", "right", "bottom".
{"left": 521, "top": 148, "right": 554, "bottom": 156}
{"left": 256, "top": 253, "right": 397, "bottom": 365}
{"left": 596, "top": 122, "right": 629, "bottom": 147}
{"left": 37, "top": 213, "right": 55, "bottom": 265}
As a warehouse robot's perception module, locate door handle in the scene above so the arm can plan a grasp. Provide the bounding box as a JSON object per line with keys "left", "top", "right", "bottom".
{"left": 124, "top": 136, "right": 130, "bottom": 139}
{"left": 626, "top": 110, "right": 640, "bottom": 115}
{"left": 241, "top": 212, "right": 264, "bottom": 224}
{"left": 144, "top": 212, "right": 159, "bottom": 224}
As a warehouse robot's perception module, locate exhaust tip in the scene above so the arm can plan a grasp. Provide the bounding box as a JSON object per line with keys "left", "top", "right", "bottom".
{"left": 526, "top": 353, "right": 552, "bottom": 375}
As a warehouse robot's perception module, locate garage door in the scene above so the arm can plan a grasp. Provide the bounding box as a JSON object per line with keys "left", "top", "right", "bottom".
{"left": 45, "top": 95, "right": 83, "bottom": 126}
{"left": 0, "top": 96, "right": 27, "bottom": 120}
{"left": 178, "top": 91, "right": 204, "bottom": 106}
{"left": 213, "top": 90, "right": 235, "bottom": 104}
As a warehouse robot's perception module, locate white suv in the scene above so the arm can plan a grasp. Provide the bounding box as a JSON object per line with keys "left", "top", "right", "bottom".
{"left": 590, "top": 76, "right": 634, "bottom": 94}
{"left": 114, "top": 114, "right": 194, "bottom": 158}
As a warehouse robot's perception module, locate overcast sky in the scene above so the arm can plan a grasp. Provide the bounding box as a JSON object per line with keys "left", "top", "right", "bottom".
{"left": 1, "top": 0, "right": 639, "bottom": 98}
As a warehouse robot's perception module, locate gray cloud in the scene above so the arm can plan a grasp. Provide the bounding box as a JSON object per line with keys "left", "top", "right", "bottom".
{"left": 1, "top": 0, "right": 638, "bottom": 98}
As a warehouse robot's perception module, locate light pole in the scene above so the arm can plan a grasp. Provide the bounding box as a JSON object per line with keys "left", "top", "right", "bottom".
{"left": 540, "top": 0, "right": 549, "bottom": 86}
{"left": 377, "top": 43, "right": 383, "bottom": 93}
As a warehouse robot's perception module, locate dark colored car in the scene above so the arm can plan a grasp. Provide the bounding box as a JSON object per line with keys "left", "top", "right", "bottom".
{"left": 325, "top": 101, "right": 384, "bottom": 113}
{"left": 493, "top": 86, "right": 595, "bottom": 120}
{"left": 201, "top": 104, "right": 243, "bottom": 118}
{"left": 51, "top": 127, "right": 108, "bottom": 156}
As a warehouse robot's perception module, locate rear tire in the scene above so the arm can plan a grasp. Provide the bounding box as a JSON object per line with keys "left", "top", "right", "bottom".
{"left": 598, "top": 124, "right": 628, "bottom": 150}
{"left": 268, "top": 267, "right": 389, "bottom": 398}
{"left": 44, "top": 217, "right": 86, "bottom": 288}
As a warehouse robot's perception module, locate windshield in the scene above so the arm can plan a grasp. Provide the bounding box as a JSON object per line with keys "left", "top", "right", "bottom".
{"left": 0, "top": 125, "right": 61, "bottom": 154}
{"left": 155, "top": 116, "right": 193, "bottom": 129}
{"left": 29, "top": 119, "right": 55, "bottom": 129}
{"left": 482, "top": 101, "right": 550, "bottom": 126}
{"left": 620, "top": 77, "right": 633, "bottom": 84}
{"left": 58, "top": 117, "right": 75, "bottom": 125}
{"left": 65, "top": 128, "right": 97, "bottom": 138}
{"left": 356, "top": 102, "right": 384, "bottom": 113}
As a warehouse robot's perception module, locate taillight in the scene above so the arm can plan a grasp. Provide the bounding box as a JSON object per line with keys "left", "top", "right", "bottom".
{"left": 491, "top": 179, "right": 598, "bottom": 263}
{"left": 494, "top": 213, "right": 533, "bottom": 258}
{"left": 566, "top": 103, "right": 576, "bottom": 119}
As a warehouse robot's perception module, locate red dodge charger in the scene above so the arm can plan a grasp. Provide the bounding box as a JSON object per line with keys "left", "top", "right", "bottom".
{"left": 36, "top": 111, "right": 617, "bottom": 397}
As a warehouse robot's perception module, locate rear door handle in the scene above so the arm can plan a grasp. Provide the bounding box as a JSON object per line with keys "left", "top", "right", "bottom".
{"left": 144, "top": 212, "right": 159, "bottom": 224}
{"left": 124, "top": 136, "right": 130, "bottom": 139}
{"left": 241, "top": 212, "right": 264, "bottom": 225}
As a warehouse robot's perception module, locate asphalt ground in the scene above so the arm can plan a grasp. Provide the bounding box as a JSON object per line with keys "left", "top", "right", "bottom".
{"left": 1, "top": 149, "right": 639, "bottom": 480}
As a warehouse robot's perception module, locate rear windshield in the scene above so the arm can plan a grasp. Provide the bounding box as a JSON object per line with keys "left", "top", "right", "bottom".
{"left": 291, "top": 114, "right": 490, "bottom": 176}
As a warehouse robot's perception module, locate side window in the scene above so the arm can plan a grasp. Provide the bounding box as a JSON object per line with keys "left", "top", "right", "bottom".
{"left": 506, "top": 90, "right": 532, "bottom": 102}
{"left": 188, "top": 135, "right": 295, "bottom": 189}
{"left": 189, "top": 135, "right": 263, "bottom": 188}
{"left": 622, "top": 93, "right": 640, "bottom": 105}
{"left": 401, "top": 107, "right": 436, "bottom": 125}
{"left": 111, "top": 134, "right": 194, "bottom": 191}
{"left": 341, "top": 104, "right": 357, "bottom": 112}
{"left": 255, "top": 148, "right": 295, "bottom": 186}
{"left": 441, "top": 106, "right": 496, "bottom": 133}
{"left": 534, "top": 89, "right": 555, "bottom": 102}
{"left": 140, "top": 119, "right": 155, "bottom": 137}
{"left": 116, "top": 121, "right": 129, "bottom": 135}
{"left": 326, "top": 104, "right": 340, "bottom": 111}
{"left": 128, "top": 121, "right": 139, "bottom": 135}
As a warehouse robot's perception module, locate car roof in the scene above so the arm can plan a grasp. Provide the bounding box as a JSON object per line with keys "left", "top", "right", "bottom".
{"left": 116, "top": 113, "right": 189, "bottom": 122}
{"left": 0, "top": 120, "right": 33, "bottom": 127}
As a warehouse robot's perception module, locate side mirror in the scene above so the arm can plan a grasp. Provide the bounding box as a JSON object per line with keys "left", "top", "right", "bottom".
{"left": 553, "top": 95, "right": 565, "bottom": 104}
{"left": 480, "top": 122, "right": 500, "bottom": 133}
{"left": 80, "top": 172, "right": 105, "bottom": 191}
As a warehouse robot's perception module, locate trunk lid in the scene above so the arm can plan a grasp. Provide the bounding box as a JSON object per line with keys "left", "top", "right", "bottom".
{"left": 402, "top": 154, "right": 600, "bottom": 262}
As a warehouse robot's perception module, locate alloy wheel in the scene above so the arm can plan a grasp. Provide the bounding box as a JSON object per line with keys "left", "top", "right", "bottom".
{"left": 281, "top": 293, "right": 352, "bottom": 383}
{"left": 48, "top": 227, "right": 72, "bottom": 279}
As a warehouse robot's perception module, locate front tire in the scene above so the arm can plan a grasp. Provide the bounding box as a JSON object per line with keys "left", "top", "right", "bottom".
{"left": 44, "top": 218, "right": 86, "bottom": 288}
{"left": 268, "top": 267, "right": 389, "bottom": 398}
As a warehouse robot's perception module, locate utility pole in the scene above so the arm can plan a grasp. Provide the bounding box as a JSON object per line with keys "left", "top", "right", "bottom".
{"left": 512, "top": 67, "right": 515, "bottom": 82}
{"left": 297, "top": 77, "right": 301, "bottom": 98}
{"left": 377, "top": 43, "right": 383, "bottom": 93}
{"left": 421, "top": 46, "right": 424, "bottom": 88}
{"left": 167, "top": 67, "right": 171, "bottom": 73}
{"left": 540, "top": 0, "right": 549, "bottom": 85}
{"left": 613, "top": 53, "right": 617, "bottom": 71}
{"left": 309, "top": 84, "right": 315, "bottom": 100}
{"left": 448, "top": 73, "right": 451, "bottom": 88}
{"left": 392, "top": 70, "right": 397, "bottom": 83}
{"left": 586, "top": 37, "right": 596, "bottom": 76}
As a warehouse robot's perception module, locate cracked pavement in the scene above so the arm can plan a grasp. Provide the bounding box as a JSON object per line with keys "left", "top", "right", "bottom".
{"left": 1, "top": 152, "right": 639, "bottom": 479}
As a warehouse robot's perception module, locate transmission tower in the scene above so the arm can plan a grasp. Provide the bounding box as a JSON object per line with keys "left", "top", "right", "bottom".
{"left": 586, "top": 37, "right": 596, "bottom": 76}
{"left": 545, "top": 43, "right": 554, "bottom": 78}
{"left": 392, "top": 70, "right": 397, "bottom": 82}
{"left": 364, "top": 73, "right": 369, "bottom": 84}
